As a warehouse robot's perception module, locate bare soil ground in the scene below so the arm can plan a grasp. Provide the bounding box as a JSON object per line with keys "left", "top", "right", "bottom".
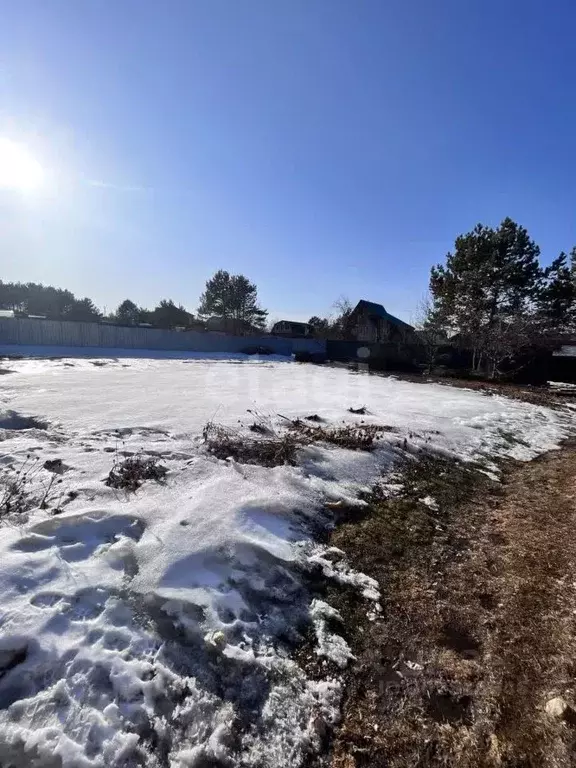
{"left": 312, "top": 441, "right": 576, "bottom": 767}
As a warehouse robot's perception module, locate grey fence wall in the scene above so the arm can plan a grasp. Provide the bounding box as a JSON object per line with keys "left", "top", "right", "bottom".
{"left": 284, "top": 337, "right": 326, "bottom": 354}
{"left": 0, "top": 318, "right": 327, "bottom": 357}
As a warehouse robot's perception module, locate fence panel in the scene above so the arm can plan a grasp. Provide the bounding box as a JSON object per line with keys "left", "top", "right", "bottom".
{"left": 290, "top": 338, "right": 326, "bottom": 354}
{"left": 0, "top": 318, "right": 307, "bottom": 356}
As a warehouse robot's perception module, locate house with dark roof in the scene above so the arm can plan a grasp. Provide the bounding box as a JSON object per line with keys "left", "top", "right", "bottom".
{"left": 348, "top": 300, "right": 415, "bottom": 343}
{"left": 271, "top": 320, "right": 312, "bottom": 338}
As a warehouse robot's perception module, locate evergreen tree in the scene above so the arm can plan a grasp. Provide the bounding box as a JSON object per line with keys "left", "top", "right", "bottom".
{"left": 539, "top": 253, "right": 576, "bottom": 323}
{"left": 430, "top": 219, "right": 542, "bottom": 331}
{"left": 429, "top": 218, "right": 544, "bottom": 373}
{"left": 0, "top": 281, "right": 75, "bottom": 318}
{"left": 198, "top": 270, "right": 268, "bottom": 330}
{"left": 64, "top": 297, "right": 102, "bottom": 322}
{"left": 26, "top": 284, "right": 76, "bottom": 318}
{"left": 115, "top": 299, "right": 141, "bottom": 325}
{"left": 308, "top": 316, "right": 330, "bottom": 336}
{"left": 151, "top": 299, "right": 193, "bottom": 329}
{"left": 198, "top": 270, "right": 232, "bottom": 318}
{"left": 0, "top": 281, "right": 27, "bottom": 312}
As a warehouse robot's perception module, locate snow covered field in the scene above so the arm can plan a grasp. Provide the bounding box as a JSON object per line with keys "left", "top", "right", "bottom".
{"left": 0, "top": 357, "right": 573, "bottom": 768}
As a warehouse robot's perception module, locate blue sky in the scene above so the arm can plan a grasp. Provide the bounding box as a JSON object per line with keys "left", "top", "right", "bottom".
{"left": 1, "top": 0, "right": 575, "bottom": 323}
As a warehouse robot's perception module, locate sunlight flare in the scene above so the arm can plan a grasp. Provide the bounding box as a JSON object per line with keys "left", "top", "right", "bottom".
{"left": 0, "top": 137, "right": 44, "bottom": 191}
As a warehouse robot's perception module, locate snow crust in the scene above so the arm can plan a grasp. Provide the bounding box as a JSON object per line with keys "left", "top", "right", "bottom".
{"left": 0, "top": 357, "right": 572, "bottom": 766}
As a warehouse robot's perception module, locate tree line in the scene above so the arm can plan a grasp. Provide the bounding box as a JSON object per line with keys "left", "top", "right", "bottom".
{"left": 0, "top": 272, "right": 355, "bottom": 339}
{"left": 0, "top": 282, "right": 103, "bottom": 322}
{"left": 0, "top": 270, "right": 269, "bottom": 331}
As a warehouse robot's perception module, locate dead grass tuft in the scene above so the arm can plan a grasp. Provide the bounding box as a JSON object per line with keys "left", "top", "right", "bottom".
{"left": 291, "top": 420, "right": 392, "bottom": 451}
{"left": 0, "top": 457, "right": 61, "bottom": 520}
{"left": 203, "top": 421, "right": 302, "bottom": 467}
{"left": 105, "top": 455, "right": 168, "bottom": 492}
{"left": 0, "top": 461, "right": 37, "bottom": 519}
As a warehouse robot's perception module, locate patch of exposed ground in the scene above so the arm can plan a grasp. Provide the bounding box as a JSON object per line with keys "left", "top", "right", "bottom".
{"left": 310, "top": 442, "right": 576, "bottom": 768}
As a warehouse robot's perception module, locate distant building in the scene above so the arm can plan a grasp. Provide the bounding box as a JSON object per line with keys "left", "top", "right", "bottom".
{"left": 271, "top": 320, "right": 312, "bottom": 337}
{"left": 0, "top": 310, "right": 15, "bottom": 319}
{"left": 348, "top": 300, "right": 414, "bottom": 343}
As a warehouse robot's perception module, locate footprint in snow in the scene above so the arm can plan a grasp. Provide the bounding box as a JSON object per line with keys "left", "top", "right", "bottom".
{"left": 31, "top": 587, "right": 109, "bottom": 621}
{"left": 12, "top": 512, "right": 145, "bottom": 564}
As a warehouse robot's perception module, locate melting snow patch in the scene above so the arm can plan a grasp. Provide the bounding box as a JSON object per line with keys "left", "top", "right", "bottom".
{"left": 0, "top": 357, "right": 573, "bottom": 766}
{"left": 420, "top": 495, "right": 439, "bottom": 511}
{"left": 310, "top": 600, "right": 355, "bottom": 668}
{"left": 306, "top": 545, "right": 381, "bottom": 602}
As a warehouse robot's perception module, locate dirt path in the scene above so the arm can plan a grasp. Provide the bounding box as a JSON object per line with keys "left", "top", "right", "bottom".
{"left": 322, "top": 444, "right": 576, "bottom": 767}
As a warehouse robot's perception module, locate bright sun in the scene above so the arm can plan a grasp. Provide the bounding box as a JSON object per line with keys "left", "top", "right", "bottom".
{"left": 0, "top": 137, "right": 44, "bottom": 191}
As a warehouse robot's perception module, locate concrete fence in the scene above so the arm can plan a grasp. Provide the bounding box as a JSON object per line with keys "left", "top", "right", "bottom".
{"left": 0, "top": 317, "right": 327, "bottom": 357}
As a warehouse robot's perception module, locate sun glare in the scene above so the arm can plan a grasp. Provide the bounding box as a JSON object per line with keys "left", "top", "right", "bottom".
{"left": 0, "top": 137, "right": 44, "bottom": 192}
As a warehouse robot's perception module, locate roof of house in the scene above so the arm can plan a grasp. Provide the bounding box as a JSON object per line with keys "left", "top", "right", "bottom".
{"left": 353, "top": 300, "right": 413, "bottom": 330}
{"left": 273, "top": 320, "right": 310, "bottom": 329}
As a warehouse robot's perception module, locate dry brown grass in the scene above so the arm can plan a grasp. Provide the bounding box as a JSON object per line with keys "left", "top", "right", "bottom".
{"left": 0, "top": 458, "right": 40, "bottom": 519}
{"left": 202, "top": 418, "right": 397, "bottom": 467}
{"left": 291, "top": 419, "right": 395, "bottom": 451}
{"left": 202, "top": 421, "right": 303, "bottom": 467}
{"left": 311, "top": 446, "right": 576, "bottom": 768}
{"left": 105, "top": 455, "right": 168, "bottom": 492}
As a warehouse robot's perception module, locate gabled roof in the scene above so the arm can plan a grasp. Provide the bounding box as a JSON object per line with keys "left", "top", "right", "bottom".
{"left": 353, "top": 300, "right": 413, "bottom": 330}
{"left": 272, "top": 320, "right": 310, "bottom": 329}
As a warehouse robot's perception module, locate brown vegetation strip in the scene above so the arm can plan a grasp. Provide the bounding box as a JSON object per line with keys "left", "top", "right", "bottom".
{"left": 317, "top": 444, "right": 576, "bottom": 768}
{"left": 202, "top": 419, "right": 396, "bottom": 467}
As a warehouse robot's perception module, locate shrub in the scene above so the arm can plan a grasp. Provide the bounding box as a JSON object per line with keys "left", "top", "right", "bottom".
{"left": 203, "top": 417, "right": 396, "bottom": 467}
{"left": 203, "top": 422, "right": 301, "bottom": 467}
{"left": 105, "top": 455, "right": 167, "bottom": 492}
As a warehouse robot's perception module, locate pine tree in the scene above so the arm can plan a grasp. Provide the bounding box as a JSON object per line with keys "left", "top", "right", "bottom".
{"left": 308, "top": 316, "right": 330, "bottom": 337}
{"left": 0, "top": 281, "right": 28, "bottom": 312}
{"left": 24, "top": 284, "right": 76, "bottom": 318}
{"left": 198, "top": 270, "right": 268, "bottom": 330}
{"left": 539, "top": 253, "right": 576, "bottom": 324}
{"left": 64, "top": 297, "right": 102, "bottom": 322}
{"left": 115, "top": 299, "right": 141, "bottom": 325}
{"left": 152, "top": 299, "right": 193, "bottom": 329}
{"left": 197, "top": 270, "right": 233, "bottom": 318}
{"left": 429, "top": 218, "right": 543, "bottom": 374}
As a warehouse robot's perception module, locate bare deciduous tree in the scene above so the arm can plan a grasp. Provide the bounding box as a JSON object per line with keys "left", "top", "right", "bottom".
{"left": 414, "top": 294, "right": 446, "bottom": 373}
